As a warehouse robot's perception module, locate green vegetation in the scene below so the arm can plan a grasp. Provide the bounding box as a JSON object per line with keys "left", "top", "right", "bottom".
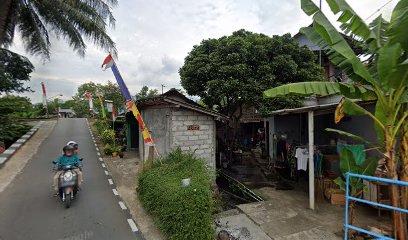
{"left": 100, "top": 129, "right": 115, "bottom": 145}
{"left": 179, "top": 29, "right": 322, "bottom": 119}
{"left": 103, "top": 144, "right": 113, "bottom": 155}
{"left": 335, "top": 148, "right": 378, "bottom": 227}
{"left": 264, "top": 0, "right": 408, "bottom": 238}
{"left": 0, "top": 49, "right": 34, "bottom": 94}
{"left": 0, "top": 0, "right": 117, "bottom": 59}
{"left": 0, "top": 96, "right": 33, "bottom": 147}
{"left": 138, "top": 149, "right": 214, "bottom": 240}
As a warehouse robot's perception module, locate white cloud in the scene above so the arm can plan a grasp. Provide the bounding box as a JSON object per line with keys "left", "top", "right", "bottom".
{"left": 10, "top": 0, "right": 398, "bottom": 103}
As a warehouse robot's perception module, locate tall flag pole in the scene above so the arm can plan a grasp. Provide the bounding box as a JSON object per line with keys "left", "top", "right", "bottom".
{"left": 97, "top": 95, "right": 106, "bottom": 118}
{"left": 85, "top": 92, "right": 94, "bottom": 112}
{"left": 41, "top": 82, "right": 49, "bottom": 118}
{"left": 101, "top": 54, "right": 153, "bottom": 145}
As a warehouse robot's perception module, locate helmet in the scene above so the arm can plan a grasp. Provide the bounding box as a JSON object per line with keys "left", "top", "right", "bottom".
{"left": 67, "top": 141, "right": 78, "bottom": 149}
{"left": 63, "top": 145, "right": 74, "bottom": 152}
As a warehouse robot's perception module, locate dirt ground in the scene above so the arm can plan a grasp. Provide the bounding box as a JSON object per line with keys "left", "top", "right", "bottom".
{"left": 90, "top": 122, "right": 164, "bottom": 240}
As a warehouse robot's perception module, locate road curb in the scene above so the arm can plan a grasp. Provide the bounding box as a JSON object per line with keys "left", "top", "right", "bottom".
{"left": 0, "top": 121, "right": 43, "bottom": 169}
{"left": 86, "top": 119, "right": 146, "bottom": 240}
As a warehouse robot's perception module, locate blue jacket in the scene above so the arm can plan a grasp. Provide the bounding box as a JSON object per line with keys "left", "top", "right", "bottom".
{"left": 54, "top": 154, "right": 81, "bottom": 169}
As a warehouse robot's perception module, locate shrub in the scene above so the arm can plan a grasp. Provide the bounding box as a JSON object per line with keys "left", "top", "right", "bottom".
{"left": 103, "top": 144, "right": 113, "bottom": 155}
{"left": 100, "top": 129, "right": 115, "bottom": 145}
{"left": 138, "top": 148, "right": 215, "bottom": 240}
{"left": 112, "top": 145, "right": 121, "bottom": 153}
{"left": 93, "top": 119, "right": 109, "bottom": 134}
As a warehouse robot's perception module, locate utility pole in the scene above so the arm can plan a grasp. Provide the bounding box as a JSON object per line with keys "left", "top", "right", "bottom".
{"left": 161, "top": 84, "right": 165, "bottom": 94}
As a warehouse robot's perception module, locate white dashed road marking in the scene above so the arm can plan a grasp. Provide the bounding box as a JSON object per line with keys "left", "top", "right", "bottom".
{"left": 118, "top": 201, "right": 127, "bottom": 210}
{"left": 112, "top": 189, "right": 119, "bottom": 196}
{"left": 127, "top": 219, "right": 139, "bottom": 232}
{"left": 88, "top": 120, "right": 139, "bottom": 234}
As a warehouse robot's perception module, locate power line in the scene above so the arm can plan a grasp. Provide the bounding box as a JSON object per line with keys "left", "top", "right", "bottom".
{"left": 364, "top": 0, "right": 394, "bottom": 21}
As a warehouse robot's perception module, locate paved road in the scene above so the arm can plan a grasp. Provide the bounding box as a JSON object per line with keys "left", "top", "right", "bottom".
{"left": 0, "top": 118, "right": 139, "bottom": 240}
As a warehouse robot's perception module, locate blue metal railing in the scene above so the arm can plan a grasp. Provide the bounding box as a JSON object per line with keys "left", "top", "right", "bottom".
{"left": 344, "top": 172, "right": 408, "bottom": 240}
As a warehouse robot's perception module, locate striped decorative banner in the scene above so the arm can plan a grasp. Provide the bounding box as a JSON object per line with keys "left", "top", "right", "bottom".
{"left": 102, "top": 54, "right": 153, "bottom": 144}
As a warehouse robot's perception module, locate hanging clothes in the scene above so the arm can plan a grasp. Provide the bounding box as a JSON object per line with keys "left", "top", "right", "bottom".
{"left": 295, "top": 148, "right": 309, "bottom": 171}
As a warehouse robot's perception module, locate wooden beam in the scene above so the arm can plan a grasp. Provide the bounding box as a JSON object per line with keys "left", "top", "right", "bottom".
{"left": 308, "top": 111, "right": 315, "bottom": 210}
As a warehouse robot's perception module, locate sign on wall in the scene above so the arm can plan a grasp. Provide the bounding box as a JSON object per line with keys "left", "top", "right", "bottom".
{"left": 187, "top": 125, "right": 200, "bottom": 131}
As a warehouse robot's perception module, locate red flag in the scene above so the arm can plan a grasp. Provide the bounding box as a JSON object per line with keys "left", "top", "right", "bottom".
{"left": 112, "top": 105, "right": 117, "bottom": 121}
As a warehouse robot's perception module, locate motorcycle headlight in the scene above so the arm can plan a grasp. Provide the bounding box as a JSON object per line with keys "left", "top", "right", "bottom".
{"left": 63, "top": 172, "right": 73, "bottom": 181}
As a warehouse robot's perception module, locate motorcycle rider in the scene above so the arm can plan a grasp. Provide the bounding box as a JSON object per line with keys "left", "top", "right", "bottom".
{"left": 52, "top": 145, "right": 82, "bottom": 194}
{"left": 66, "top": 141, "right": 84, "bottom": 185}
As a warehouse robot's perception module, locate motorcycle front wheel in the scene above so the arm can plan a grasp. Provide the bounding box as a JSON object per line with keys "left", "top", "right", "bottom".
{"left": 65, "top": 193, "right": 71, "bottom": 208}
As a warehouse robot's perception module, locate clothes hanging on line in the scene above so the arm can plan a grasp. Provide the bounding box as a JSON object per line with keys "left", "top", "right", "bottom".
{"left": 295, "top": 147, "right": 309, "bottom": 171}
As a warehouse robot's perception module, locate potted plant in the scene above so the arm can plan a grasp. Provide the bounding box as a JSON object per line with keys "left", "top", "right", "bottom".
{"left": 112, "top": 146, "right": 121, "bottom": 157}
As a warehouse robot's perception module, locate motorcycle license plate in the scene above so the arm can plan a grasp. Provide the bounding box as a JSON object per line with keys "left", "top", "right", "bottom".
{"left": 60, "top": 181, "right": 75, "bottom": 187}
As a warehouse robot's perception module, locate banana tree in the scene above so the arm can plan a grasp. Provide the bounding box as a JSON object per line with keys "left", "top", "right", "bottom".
{"left": 264, "top": 0, "right": 408, "bottom": 238}
{"left": 335, "top": 148, "right": 378, "bottom": 230}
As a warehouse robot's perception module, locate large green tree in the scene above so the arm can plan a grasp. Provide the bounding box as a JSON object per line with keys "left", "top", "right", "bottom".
{"left": 179, "top": 30, "right": 322, "bottom": 122}
{"left": 264, "top": 0, "right": 408, "bottom": 238}
{"left": 0, "top": 48, "right": 34, "bottom": 93}
{"left": 0, "top": 0, "right": 117, "bottom": 59}
{"left": 73, "top": 81, "right": 126, "bottom": 117}
{"left": 134, "top": 85, "right": 159, "bottom": 100}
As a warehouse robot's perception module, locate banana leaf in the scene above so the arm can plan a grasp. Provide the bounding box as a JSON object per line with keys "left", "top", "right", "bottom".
{"left": 388, "top": 0, "right": 408, "bottom": 51}
{"left": 263, "top": 81, "right": 375, "bottom": 100}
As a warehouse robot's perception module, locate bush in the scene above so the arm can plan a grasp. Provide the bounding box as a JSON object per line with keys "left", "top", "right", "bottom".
{"left": 112, "top": 145, "right": 121, "bottom": 153}
{"left": 100, "top": 129, "right": 115, "bottom": 145}
{"left": 93, "top": 119, "right": 109, "bottom": 134}
{"left": 138, "top": 148, "right": 215, "bottom": 240}
{"left": 103, "top": 144, "right": 113, "bottom": 155}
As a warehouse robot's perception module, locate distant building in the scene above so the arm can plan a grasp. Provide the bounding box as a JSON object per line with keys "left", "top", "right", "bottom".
{"left": 58, "top": 107, "right": 75, "bottom": 118}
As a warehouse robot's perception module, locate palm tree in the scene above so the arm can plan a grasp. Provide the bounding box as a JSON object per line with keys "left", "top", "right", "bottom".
{"left": 0, "top": 0, "right": 117, "bottom": 59}
{"left": 264, "top": 0, "right": 407, "bottom": 238}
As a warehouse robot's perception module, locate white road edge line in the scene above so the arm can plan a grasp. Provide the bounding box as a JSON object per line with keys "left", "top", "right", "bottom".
{"left": 127, "top": 219, "right": 139, "bottom": 232}
{"left": 112, "top": 189, "right": 119, "bottom": 196}
{"left": 96, "top": 148, "right": 99, "bottom": 151}
{"left": 102, "top": 163, "right": 106, "bottom": 168}
{"left": 99, "top": 157, "right": 103, "bottom": 162}
{"left": 108, "top": 179, "right": 114, "bottom": 185}
{"left": 118, "top": 201, "right": 127, "bottom": 210}
{"left": 104, "top": 170, "right": 109, "bottom": 175}
{"left": 97, "top": 152, "right": 101, "bottom": 156}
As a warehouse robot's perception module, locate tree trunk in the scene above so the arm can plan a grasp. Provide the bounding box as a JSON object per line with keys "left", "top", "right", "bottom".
{"left": 399, "top": 131, "right": 408, "bottom": 238}
{"left": 385, "top": 128, "right": 405, "bottom": 240}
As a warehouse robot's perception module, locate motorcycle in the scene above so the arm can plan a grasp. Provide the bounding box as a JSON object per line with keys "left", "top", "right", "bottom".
{"left": 52, "top": 159, "right": 83, "bottom": 208}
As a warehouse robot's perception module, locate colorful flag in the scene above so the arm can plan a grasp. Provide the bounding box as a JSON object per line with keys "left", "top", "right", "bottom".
{"left": 102, "top": 54, "right": 153, "bottom": 144}
{"left": 41, "top": 82, "right": 47, "bottom": 108}
{"left": 98, "top": 95, "right": 106, "bottom": 118}
{"left": 85, "top": 91, "right": 94, "bottom": 110}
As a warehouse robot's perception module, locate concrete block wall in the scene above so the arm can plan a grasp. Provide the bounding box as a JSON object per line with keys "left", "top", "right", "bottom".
{"left": 170, "top": 108, "right": 216, "bottom": 170}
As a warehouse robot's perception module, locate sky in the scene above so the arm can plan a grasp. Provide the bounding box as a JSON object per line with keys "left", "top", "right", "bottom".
{"left": 10, "top": 0, "right": 397, "bottom": 103}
